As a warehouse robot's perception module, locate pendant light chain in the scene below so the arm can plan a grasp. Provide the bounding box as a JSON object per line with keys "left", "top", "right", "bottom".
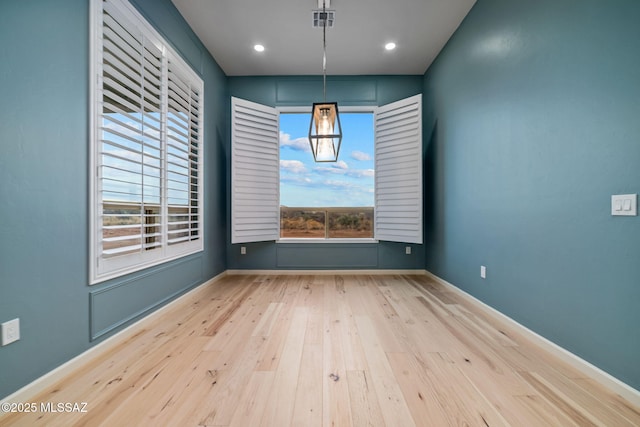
{"left": 322, "top": 0, "right": 327, "bottom": 102}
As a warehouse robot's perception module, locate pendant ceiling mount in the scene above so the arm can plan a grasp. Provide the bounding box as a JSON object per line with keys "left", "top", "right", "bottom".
{"left": 308, "top": 0, "right": 342, "bottom": 163}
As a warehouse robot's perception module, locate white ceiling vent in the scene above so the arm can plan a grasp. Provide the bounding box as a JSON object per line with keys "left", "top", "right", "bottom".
{"left": 312, "top": 10, "right": 335, "bottom": 28}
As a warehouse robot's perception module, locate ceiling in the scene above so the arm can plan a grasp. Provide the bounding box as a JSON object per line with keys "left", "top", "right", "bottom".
{"left": 171, "top": 0, "right": 477, "bottom": 76}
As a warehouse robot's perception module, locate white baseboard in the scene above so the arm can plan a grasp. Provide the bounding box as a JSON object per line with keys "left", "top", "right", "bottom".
{"left": 1, "top": 271, "right": 227, "bottom": 403}
{"left": 225, "top": 269, "right": 427, "bottom": 276}
{"left": 423, "top": 270, "right": 640, "bottom": 408}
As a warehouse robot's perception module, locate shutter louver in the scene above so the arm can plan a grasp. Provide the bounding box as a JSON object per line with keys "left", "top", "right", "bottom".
{"left": 374, "top": 94, "right": 423, "bottom": 244}
{"left": 167, "top": 56, "right": 203, "bottom": 247}
{"left": 231, "top": 97, "right": 280, "bottom": 244}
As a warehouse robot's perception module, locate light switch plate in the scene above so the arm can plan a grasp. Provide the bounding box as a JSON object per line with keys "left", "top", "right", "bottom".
{"left": 611, "top": 194, "right": 637, "bottom": 216}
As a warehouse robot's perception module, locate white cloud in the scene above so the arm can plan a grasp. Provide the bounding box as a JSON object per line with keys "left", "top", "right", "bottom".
{"left": 323, "top": 179, "right": 353, "bottom": 188}
{"left": 347, "top": 169, "right": 375, "bottom": 178}
{"left": 314, "top": 167, "right": 344, "bottom": 175}
{"left": 314, "top": 160, "right": 350, "bottom": 175}
{"left": 280, "top": 159, "right": 308, "bottom": 174}
{"left": 280, "top": 131, "right": 310, "bottom": 152}
{"left": 313, "top": 160, "right": 374, "bottom": 179}
{"left": 350, "top": 150, "right": 371, "bottom": 161}
{"left": 282, "top": 175, "right": 375, "bottom": 207}
{"left": 281, "top": 175, "right": 312, "bottom": 185}
{"left": 335, "top": 160, "right": 349, "bottom": 169}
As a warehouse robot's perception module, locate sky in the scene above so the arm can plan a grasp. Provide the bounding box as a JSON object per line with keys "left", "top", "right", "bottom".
{"left": 279, "top": 112, "right": 375, "bottom": 207}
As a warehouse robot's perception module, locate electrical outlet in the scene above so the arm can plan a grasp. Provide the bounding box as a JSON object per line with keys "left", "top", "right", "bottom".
{"left": 240, "top": 246, "right": 246, "bottom": 255}
{"left": 405, "top": 246, "right": 411, "bottom": 255}
{"left": 1, "top": 318, "right": 20, "bottom": 346}
{"left": 480, "top": 266, "right": 487, "bottom": 279}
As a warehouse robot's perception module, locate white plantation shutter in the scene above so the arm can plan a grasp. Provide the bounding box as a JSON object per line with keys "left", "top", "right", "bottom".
{"left": 231, "top": 97, "right": 280, "bottom": 244}
{"left": 92, "top": 0, "right": 203, "bottom": 283}
{"left": 166, "top": 54, "right": 203, "bottom": 252}
{"left": 374, "top": 94, "right": 423, "bottom": 244}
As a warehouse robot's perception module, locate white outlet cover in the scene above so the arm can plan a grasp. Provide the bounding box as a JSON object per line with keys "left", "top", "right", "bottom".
{"left": 480, "top": 265, "right": 486, "bottom": 279}
{"left": 1, "top": 318, "right": 20, "bottom": 346}
{"left": 611, "top": 194, "right": 637, "bottom": 216}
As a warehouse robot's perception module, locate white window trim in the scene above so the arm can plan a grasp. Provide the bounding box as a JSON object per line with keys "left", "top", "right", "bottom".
{"left": 277, "top": 238, "right": 378, "bottom": 244}
{"left": 90, "top": 0, "right": 204, "bottom": 284}
{"left": 277, "top": 106, "right": 376, "bottom": 114}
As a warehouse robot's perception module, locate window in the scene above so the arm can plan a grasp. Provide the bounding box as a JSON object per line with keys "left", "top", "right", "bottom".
{"left": 90, "top": 0, "right": 204, "bottom": 283}
{"left": 279, "top": 111, "right": 375, "bottom": 239}
{"left": 231, "top": 94, "right": 422, "bottom": 245}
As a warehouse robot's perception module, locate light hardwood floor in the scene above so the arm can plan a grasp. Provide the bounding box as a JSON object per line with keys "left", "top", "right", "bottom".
{"left": 2, "top": 274, "right": 639, "bottom": 426}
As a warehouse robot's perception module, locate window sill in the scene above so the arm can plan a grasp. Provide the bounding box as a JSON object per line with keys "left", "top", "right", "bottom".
{"left": 90, "top": 244, "right": 204, "bottom": 285}
{"left": 277, "top": 238, "right": 378, "bottom": 244}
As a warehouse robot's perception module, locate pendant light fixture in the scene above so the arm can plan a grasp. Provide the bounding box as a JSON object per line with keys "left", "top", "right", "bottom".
{"left": 308, "top": 0, "right": 342, "bottom": 162}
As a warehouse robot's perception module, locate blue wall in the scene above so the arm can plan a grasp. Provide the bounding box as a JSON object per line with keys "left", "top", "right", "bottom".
{"left": 227, "top": 76, "right": 426, "bottom": 271}
{"left": 0, "top": 0, "right": 228, "bottom": 398}
{"left": 423, "top": 0, "right": 640, "bottom": 389}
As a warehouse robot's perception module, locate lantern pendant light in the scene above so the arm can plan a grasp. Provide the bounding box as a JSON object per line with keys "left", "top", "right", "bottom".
{"left": 308, "top": 0, "right": 342, "bottom": 162}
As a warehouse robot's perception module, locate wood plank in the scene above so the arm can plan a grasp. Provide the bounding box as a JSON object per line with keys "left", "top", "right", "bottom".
{"left": 354, "top": 315, "right": 416, "bottom": 427}
{"left": 142, "top": 349, "right": 223, "bottom": 425}
{"left": 252, "top": 302, "right": 284, "bottom": 337}
{"left": 260, "top": 307, "right": 308, "bottom": 426}
{"left": 254, "top": 275, "right": 306, "bottom": 371}
{"left": 303, "top": 278, "right": 325, "bottom": 346}
{"left": 322, "top": 275, "right": 354, "bottom": 427}
{"left": 517, "top": 371, "right": 605, "bottom": 427}
{"left": 291, "top": 343, "right": 323, "bottom": 427}
{"left": 198, "top": 336, "right": 269, "bottom": 426}
{"left": 416, "top": 352, "right": 510, "bottom": 426}
{"left": 514, "top": 394, "right": 582, "bottom": 427}
{"left": 385, "top": 352, "right": 451, "bottom": 427}
{"left": 228, "top": 371, "right": 275, "bottom": 427}
{"left": 574, "top": 378, "right": 640, "bottom": 425}
{"left": 346, "top": 370, "right": 385, "bottom": 427}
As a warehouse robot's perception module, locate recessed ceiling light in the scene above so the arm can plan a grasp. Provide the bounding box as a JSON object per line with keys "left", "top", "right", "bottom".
{"left": 385, "top": 42, "right": 396, "bottom": 51}
{"left": 254, "top": 44, "right": 265, "bottom": 52}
